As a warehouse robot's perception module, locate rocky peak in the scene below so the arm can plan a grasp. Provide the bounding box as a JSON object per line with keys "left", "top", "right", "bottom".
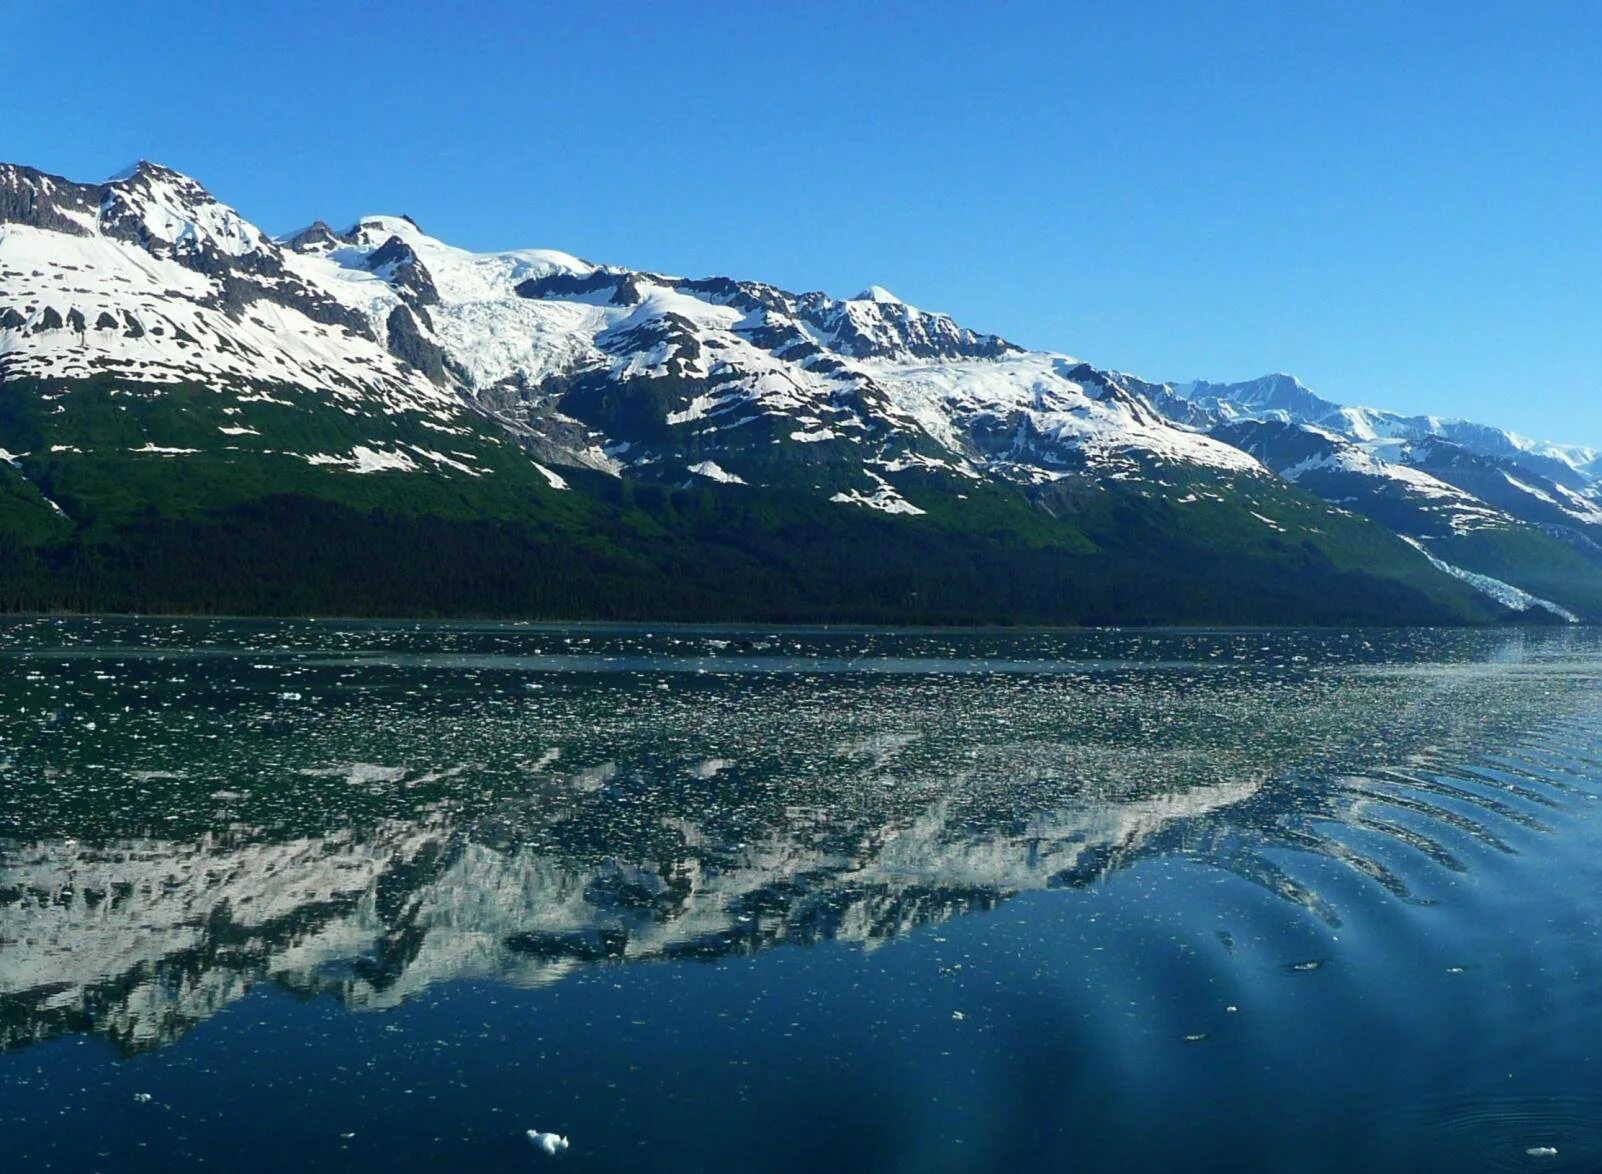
{"left": 366, "top": 234, "right": 440, "bottom": 307}
{"left": 98, "top": 161, "right": 269, "bottom": 262}
{"left": 0, "top": 163, "right": 102, "bottom": 236}
{"left": 793, "top": 289, "right": 1021, "bottom": 362}
{"left": 283, "top": 220, "right": 341, "bottom": 253}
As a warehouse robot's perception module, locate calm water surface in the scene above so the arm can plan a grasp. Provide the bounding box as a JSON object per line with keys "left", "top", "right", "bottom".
{"left": 3, "top": 620, "right": 1602, "bottom": 1172}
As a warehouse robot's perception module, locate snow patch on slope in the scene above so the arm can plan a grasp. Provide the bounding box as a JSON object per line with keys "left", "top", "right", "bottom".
{"left": 688, "top": 460, "right": 747, "bottom": 485}
{"left": 867, "top": 355, "right": 1264, "bottom": 474}
{"left": 531, "top": 462, "right": 569, "bottom": 490}
{"left": 301, "top": 446, "right": 418, "bottom": 474}
{"left": 1401, "top": 537, "right": 1578, "bottom": 621}
{"left": 831, "top": 471, "right": 925, "bottom": 515}
{"left": 0, "top": 225, "right": 454, "bottom": 418}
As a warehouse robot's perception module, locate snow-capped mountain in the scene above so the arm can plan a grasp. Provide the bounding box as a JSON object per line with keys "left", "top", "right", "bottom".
{"left": 1211, "top": 418, "right": 1508, "bottom": 538}
{"left": 0, "top": 159, "right": 1267, "bottom": 499}
{"left": 1, "top": 158, "right": 1599, "bottom": 624}
{"left": 1170, "top": 374, "right": 1602, "bottom": 506}
{"left": 1151, "top": 375, "right": 1602, "bottom": 616}
{"left": 0, "top": 162, "right": 453, "bottom": 415}
{"left": 275, "top": 202, "right": 1271, "bottom": 496}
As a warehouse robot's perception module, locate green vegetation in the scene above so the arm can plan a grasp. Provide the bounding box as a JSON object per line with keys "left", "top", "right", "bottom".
{"left": 1426, "top": 525, "right": 1602, "bottom": 617}
{"left": 0, "top": 375, "right": 1521, "bottom": 625}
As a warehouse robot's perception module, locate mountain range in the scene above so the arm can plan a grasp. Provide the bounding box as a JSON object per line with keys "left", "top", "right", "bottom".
{"left": 1, "top": 159, "right": 1599, "bottom": 624}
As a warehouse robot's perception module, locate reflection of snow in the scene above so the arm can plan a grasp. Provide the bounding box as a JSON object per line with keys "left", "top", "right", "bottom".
{"left": 0, "top": 765, "right": 1266, "bottom": 1053}
{"left": 4, "top": 625, "right": 1597, "bottom": 1058}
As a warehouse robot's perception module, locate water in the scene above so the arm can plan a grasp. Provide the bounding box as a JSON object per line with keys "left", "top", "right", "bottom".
{"left": 3, "top": 620, "right": 1602, "bottom": 1172}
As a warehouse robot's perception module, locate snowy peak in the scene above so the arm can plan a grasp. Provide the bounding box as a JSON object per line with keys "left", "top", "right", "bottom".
{"left": 6, "top": 156, "right": 1596, "bottom": 576}
{"left": 855, "top": 284, "right": 903, "bottom": 304}
{"left": 343, "top": 214, "right": 432, "bottom": 250}
{"left": 0, "top": 161, "right": 460, "bottom": 408}
{"left": 796, "top": 287, "right": 1020, "bottom": 362}
{"left": 1175, "top": 373, "right": 1340, "bottom": 424}
{"left": 1165, "top": 374, "right": 1602, "bottom": 498}
{"left": 0, "top": 163, "right": 112, "bottom": 238}
{"left": 0, "top": 158, "right": 276, "bottom": 268}
{"left": 1177, "top": 375, "right": 1602, "bottom": 597}
{"left": 282, "top": 219, "right": 341, "bottom": 253}
{"left": 318, "top": 214, "right": 595, "bottom": 306}
{"left": 100, "top": 160, "right": 267, "bottom": 258}
{"left": 1, "top": 159, "right": 285, "bottom": 280}
{"left": 7, "top": 156, "right": 1602, "bottom": 624}
{"left": 0, "top": 158, "right": 1302, "bottom": 510}
{"left": 1211, "top": 417, "right": 1507, "bottom": 537}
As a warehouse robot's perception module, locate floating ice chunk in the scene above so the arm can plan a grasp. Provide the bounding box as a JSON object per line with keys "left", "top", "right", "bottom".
{"left": 528, "top": 1129, "right": 570, "bottom": 1155}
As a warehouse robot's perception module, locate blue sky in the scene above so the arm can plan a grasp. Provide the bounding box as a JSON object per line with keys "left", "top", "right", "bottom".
{"left": 6, "top": 1, "right": 1601, "bottom": 445}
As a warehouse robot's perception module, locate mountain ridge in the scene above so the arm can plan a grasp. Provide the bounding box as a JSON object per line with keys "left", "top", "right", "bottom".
{"left": 1, "top": 159, "right": 1598, "bottom": 625}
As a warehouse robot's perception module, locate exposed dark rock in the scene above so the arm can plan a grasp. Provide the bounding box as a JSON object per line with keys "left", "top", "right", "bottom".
{"left": 673, "top": 276, "right": 789, "bottom": 315}
{"left": 0, "top": 164, "right": 99, "bottom": 236}
{"left": 1060, "top": 363, "right": 1165, "bottom": 427}
{"left": 385, "top": 304, "right": 449, "bottom": 384}
{"left": 284, "top": 221, "right": 340, "bottom": 253}
{"left": 366, "top": 236, "right": 440, "bottom": 307}
{"left": 596, "top": 312, "right": 702, "bottom": 378}
{"left": 736, "top": 316, "right": 825, "bottom": 364}
{"left": 515, "top": 270, "right": 621, "bottom": 301}
{"left": 793, "top": 289, "right": 1021, "bottom": 361}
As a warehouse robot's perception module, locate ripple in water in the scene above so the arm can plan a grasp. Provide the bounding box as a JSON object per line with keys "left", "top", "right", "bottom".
{"left": 1380, "top": 1097, "right": 1602, "bottom": 1171}
{"left": 2, "top": 622, "right": 1602, "bottom": 1171}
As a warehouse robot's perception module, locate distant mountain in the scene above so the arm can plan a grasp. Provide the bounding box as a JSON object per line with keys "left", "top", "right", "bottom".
{"left": 1158, "top": 376, "right": 1602, "bottom": 618}
{"left": 0, "top": 159, "right": 1596, "bottom": 623}
{"left": 1172, "top": 373, "right": 1600, "bottom": 491}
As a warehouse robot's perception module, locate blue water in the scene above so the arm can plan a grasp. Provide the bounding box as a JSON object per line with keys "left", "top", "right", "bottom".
{"left": 3, "top": 621, "right": 1602, "bottom": 1171}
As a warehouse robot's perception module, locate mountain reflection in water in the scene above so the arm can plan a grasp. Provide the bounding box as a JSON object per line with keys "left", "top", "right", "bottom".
{"left": 4, "top": 621, "right": 1599, "bottom": 1061}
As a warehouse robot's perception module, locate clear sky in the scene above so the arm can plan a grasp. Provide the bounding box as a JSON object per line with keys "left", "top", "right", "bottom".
{"left": 6, "top": 1, "right": 1601, "bottom": 446}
